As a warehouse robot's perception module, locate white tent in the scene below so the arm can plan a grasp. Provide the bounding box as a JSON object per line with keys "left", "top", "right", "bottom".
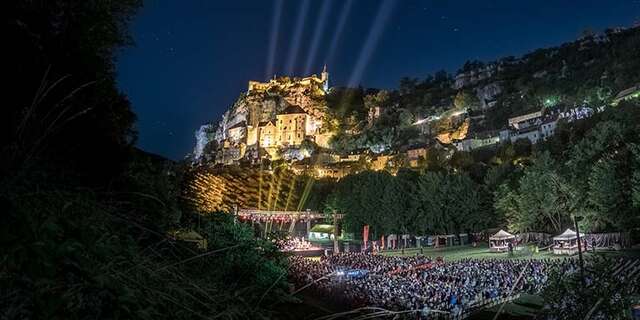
{"left": 553, "top": 229, "right": 583, "bottom": 241}
{"left": 490, "top": 230, "right": 515, "bottom": 241}
{"left": 553, "top": 229, "right": 585, "bottom": 255}
{"left": 489, "top": 230, "right": 515, "bottom": 252}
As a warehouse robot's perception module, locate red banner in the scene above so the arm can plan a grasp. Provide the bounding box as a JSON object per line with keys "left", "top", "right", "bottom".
{"left": 387, "top": 262, "right": 435, "bottom": 276}
{"left": 363, "top": 225, "right": 369, "bottom": 248}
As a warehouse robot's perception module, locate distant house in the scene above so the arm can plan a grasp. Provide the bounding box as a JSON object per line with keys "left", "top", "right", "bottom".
{"left": 406, "top": 144, "right": 428, "bottom": 167}
{"left": 371, "top": 154, "right": 393, "bottom": 171}
{"left": 454, "top": 132, "right": 501, "bottom": 152}
{"left": 612, "top": 84, "right": 640, "bottom": 105}
{"left": 368, "top": 106, "right": 383, "bottom": 125}
{"left": 314, "top": 163, "right": 353, "bottom": 180}
{"left": 507, "top": 116, "right": 558, "bottom": 144}
{"left": 258, "top": 120, "right": 277, "bottom": 147}
{"left": 339, "top": 152, "right": 362, "bottom": 163}
{"left": 507, "top": 111, "right": 543, "bottom": 130}
{"left": 501, "top": 108, "right": 561, "bottom": 145}
{"left": 539, "top": 118, "right": 558, "bottom": 140}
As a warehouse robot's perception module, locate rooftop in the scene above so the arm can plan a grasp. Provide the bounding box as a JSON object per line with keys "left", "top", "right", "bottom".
{"left": 279, "top": 105, "right": 307, "bottom": 115}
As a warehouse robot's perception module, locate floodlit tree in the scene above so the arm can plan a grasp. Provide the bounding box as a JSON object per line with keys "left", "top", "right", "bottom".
{"left": 495, "top": 152, "right": 574, "bottom": 233}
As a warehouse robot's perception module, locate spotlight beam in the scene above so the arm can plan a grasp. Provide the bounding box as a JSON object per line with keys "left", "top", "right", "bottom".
{"left": 303, "top": 0, "right": 332, "bottom": 75}
{"left": 285, "top": 0, "right": 311, "bottom": 75}
{"left": 265, "top": 0, "right": 284, "bottom": 80}
{"left": 326, "top": 0, "right": 354, "bottom": 63}
{"left": 347, "top": 0, "right": 396, "bottom": 87}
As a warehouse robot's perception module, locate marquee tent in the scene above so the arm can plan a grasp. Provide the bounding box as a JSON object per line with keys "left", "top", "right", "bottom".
{"left": 553, "top": 229, "right": 584, "bottom": 255}
{"left": 489, "top": 230, "right": 515, "bottom": 252}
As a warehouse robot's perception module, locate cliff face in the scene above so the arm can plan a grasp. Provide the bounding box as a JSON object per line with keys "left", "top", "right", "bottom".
{"left": 193, "top": 72, "right": 330, "bottom": 164}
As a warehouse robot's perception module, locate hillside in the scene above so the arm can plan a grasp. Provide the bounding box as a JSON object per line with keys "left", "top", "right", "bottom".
{"left": 191, "top": 24, "right": 640, "bottom": 180}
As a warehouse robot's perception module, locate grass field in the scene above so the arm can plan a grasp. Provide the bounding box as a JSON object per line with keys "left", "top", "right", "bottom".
{"left": 379, "top": 243, "right": 640, "bottom": 261}
{"left": 380, "top": 243, "right": 560, "bottom": 260}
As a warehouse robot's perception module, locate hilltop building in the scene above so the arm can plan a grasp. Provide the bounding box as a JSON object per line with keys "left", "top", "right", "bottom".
{"left": 275, "top": 105, "right": 309, "bottom": 146}
{"left": 214, "top": 67, "right": 332, "bottom": 164}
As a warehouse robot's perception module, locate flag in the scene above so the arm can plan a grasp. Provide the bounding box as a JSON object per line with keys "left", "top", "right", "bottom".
{"left": 363, "top": 225, "right": 369, "bottom": 249}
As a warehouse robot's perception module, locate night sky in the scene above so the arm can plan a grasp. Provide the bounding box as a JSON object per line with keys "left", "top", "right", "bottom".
{"left": 117, "top": 0, "right": 640, "bottom": 160}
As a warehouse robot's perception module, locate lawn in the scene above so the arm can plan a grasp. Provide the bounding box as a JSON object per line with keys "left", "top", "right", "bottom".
{"left": 380, "top": 243, "right": 640, "bottom": 261}
{"left": 380, "top": 243, "right": 561, "bottom": 261}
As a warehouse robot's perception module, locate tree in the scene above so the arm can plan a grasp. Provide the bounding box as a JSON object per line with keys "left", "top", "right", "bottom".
{"left": 567, "top": 118, "right": 639, "bottom": 232}
{"left": 4, "top": 1, "right": 142, "bottom": 182}
{"left": 585, "top": 156, "right": 627, "bottom": 231}
{"left": 495, "top": 152, "right": 574, "bottom": 233}
{"left": 409, "top": 172, "right": 484, "bottom": 235}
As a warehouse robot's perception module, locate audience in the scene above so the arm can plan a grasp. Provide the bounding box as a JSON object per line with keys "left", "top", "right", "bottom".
{"left": 289, "top": 253, "right": 577, "bottom": 316}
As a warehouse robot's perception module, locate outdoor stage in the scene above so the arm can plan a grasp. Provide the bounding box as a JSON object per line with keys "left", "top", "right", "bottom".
{"left": 285, "top": 247, "right": 325, "bottom": 257}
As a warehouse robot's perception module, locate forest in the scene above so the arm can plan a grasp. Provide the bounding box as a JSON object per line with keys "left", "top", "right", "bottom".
{"left": 319, "top": 99, "right": 640, "bottom": 239}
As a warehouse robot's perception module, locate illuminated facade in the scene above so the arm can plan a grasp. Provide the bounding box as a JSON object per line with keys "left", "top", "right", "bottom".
{"left": 406, "top": 145, "right": 428, "bottom": 168}
{"left": 275, "top": 105, "right": 308, "bottom": 146}
{"left": 214, "top": 67, "right": 334, "bottom": 164}
{"left": 258, "top": 120, "right": 277, "bottom": 147}
{"left": 248, "top": 65, "right": 329, "bottom": 97}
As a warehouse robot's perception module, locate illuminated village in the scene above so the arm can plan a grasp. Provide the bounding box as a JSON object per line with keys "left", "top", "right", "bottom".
{"left": 193, "top": 65, "right": 640, "bottom": 180}
{"left": 6, "top": 1, "right": 640, "bottom": 319}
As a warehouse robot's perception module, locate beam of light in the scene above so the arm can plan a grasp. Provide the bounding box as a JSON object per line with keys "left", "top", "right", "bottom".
{"left": 303, "top": 0, "right": 332, "bottom": 75}
{"left": 347, "top": 0, "right": 396, "bottom": 87}
{"left": 284, "top": 174, "right": 297, "bottom": 211}
{"left": 258, "top": 161, "right": 263, "bottom": 210}
{"left": 285, "top": 0, "right": 311, "bottom": 75}
{"left": 265, "top": 0, "right": 284, "bottom": 80}
{"left": 270, "top": 169, "right": 285, "bottom": 211}
{"left": 266, "top": 172, "right": 275, "bottom": 212}
{"left": 326, "top": 0, "right": 354, "bottom": 64}
{"left": 296, "top": 177, "right": 315, "bottom": 211}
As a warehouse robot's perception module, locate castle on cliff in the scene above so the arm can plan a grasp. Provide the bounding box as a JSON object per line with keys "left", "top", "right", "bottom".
{"left": 214, "top": 66, "right": 333, "bottom": 164}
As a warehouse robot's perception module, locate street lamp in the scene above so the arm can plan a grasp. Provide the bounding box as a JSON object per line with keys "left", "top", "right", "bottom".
{"left": 574, "top": 215, "right": 586, "bottom": 287}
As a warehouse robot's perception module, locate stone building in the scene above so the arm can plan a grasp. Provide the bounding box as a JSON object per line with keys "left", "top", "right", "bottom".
{"left": 275, "top": 105, "right": 308, "bottom": 146}
{"left": 406, "top": 144, "right": 429, "bottom": 168}
{"left": 258, "top": 120, "right": 277, "bottom": 148}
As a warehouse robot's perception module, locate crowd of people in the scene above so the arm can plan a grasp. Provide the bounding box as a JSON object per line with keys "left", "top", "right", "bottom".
{"left": 288, "top": 253, "right": 579, "bottom": 318}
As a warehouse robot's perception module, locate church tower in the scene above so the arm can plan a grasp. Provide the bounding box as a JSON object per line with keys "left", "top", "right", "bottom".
{"left": 321, "top": 64, "right": 329, "bottom": 92}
